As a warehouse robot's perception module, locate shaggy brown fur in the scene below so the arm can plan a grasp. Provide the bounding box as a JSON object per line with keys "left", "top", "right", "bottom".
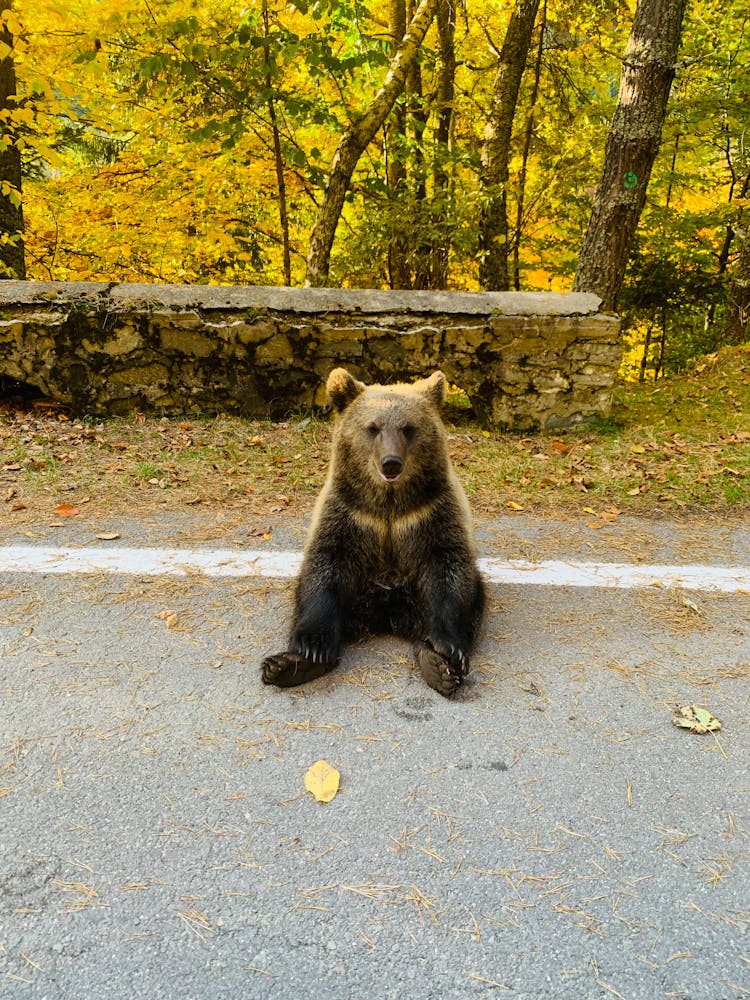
{"left": 261, "top": 368, "right": 485, "bottom": 696}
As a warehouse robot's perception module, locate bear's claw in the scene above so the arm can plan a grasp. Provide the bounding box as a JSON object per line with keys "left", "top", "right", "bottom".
{"left": 262, "top": 651, "right": 335, "bottom": 687}
{"left": 414, "top": 642, "right": 466, "bottom": 697}
{"left": 427, "top": 637, "right": 469, "bottom": 676}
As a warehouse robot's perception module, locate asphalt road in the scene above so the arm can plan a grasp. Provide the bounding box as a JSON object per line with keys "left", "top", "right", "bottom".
{"left": 2, "top": 512, "right": 750, "bottom": 999}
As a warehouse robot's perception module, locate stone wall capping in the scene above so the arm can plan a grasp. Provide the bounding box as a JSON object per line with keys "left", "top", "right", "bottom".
{"left": 0, "top": 281, "right": 621, "bottom": 431}
{"left": 1, "top": 280, "right": 607, "bottom": 317}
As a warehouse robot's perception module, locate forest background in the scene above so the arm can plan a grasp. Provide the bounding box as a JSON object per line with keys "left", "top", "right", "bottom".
{"left": 4, "top": 0, "right": 750, "bottom": 378}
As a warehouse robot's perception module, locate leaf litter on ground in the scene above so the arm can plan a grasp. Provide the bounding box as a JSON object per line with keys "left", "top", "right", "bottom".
{"left": 1, "top": 344, "right": 750, "bottom": 526}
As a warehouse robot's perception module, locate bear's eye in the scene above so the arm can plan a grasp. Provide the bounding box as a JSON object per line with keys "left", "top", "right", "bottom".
{"left": 402, "top": 424, "right": 416, "bottom": 441}
{"left": 366, "top": 423, "right": 379, "bottom": 437}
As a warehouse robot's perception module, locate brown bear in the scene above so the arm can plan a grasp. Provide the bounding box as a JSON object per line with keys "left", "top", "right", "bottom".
{"left": 261, "top": 367, "right": 485, "bottom": 697}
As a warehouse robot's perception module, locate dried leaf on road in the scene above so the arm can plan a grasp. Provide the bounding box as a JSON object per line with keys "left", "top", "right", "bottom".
{"left": 671, "top": 704, "right": 722, "bottom": 734}
{"left": 304, "top": 760, "right": 340, "bottom": 803}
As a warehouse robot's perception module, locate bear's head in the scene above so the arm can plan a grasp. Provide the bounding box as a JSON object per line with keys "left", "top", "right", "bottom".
{"left": 326, "top": 368, "right": 448, "bottom": 492}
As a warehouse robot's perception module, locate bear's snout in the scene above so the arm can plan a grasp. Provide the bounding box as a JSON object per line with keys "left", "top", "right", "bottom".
{"left": 375, "top": 423, "right": 408, "bottom": 483}
{"left": 380, "top": 455, "right": 403, "bottom": 482}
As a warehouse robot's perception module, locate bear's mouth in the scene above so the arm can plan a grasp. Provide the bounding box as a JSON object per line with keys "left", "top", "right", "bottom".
{"left": 378, "top": 455, "right": 404, "bottom": 483}
{"left": 379, "top": 470, "right": 402, "bottom": 483}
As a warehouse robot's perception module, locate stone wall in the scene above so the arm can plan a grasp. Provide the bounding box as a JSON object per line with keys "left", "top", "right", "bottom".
{"left": 0, "top": 281, "right": 621, "bottom": 430}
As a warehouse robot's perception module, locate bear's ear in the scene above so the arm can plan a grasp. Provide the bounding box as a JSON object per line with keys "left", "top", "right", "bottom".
{"left": 327, "top": 368, "right": 366, "bottom": 413}
{"left": 414, "top": 371, "right": 446, "bottom": 408}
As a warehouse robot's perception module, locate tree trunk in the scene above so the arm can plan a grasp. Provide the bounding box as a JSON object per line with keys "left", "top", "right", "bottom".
{"left": 262, "top": 0, "right": 291, "bottom": 286}
{"left": 385, "top": 0, "right": 411, "bottom": 289}
{"left": 425, "top": 0, "right": 455, "bottom": 289}
{"left": 639, "top": 320, "right": 654, "bottom": 381}
{"left": 725, "top": 228, "right": 750, "bottom": 345}
{"left": 0, "top": 0, "right": 25, "bottom": 279}
{"left": 408, "top": 22, "right": 430, "bottom": 290}
{"left": 512, "top": 0, "right": 546, "bottom": 290}
{"left": 705, "top": 167, "right": 750, "bottom": 334}
{"left": 305, "top": 0, "right": 437, "bottom": 287}
{"left": 573, "top": 0, "right": 687, "bottom": 311}
{"left": 478, "top": 0, "right": 540, "bottom": 291}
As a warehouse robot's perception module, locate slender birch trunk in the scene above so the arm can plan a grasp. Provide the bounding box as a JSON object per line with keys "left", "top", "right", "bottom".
{"left": 305, "top": 0, "right": 437, "bottom": 287}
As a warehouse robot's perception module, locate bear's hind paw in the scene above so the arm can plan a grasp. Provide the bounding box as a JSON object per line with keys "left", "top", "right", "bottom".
{"left": 261, "top": 651, "right": 335, "bottom": 688}
{"left": 414, "top": 642, "right": 465, "bottom": 698}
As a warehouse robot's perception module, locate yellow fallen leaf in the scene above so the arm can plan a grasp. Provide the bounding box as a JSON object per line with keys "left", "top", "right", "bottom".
{"left": 505, "top": 501, "right": 524, "bottom": 511}
{"left": 671, "top": 704, "right": 721, "bottom": 734}
{"left": 304, "top": 760, "right": 340, "bottom": 803}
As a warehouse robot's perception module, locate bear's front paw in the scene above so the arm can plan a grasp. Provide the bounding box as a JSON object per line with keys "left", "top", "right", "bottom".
{"left": 414, "top": 641, "right": 466, "bottom": 698}
{"left": 261, "top": 651, "right": 335, "bottom": 688}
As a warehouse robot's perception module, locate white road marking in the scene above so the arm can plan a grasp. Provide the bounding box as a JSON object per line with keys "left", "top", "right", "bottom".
{"left": 0, "top": 545, "right": 302, "bottom": 579}
{"left": 0, "top": 545, "right": 748, "bottom": 593}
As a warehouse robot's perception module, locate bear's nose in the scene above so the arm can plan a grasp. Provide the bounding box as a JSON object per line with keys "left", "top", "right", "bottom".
{"left": 380, "top": 455, "right": 403, "bottom": 481}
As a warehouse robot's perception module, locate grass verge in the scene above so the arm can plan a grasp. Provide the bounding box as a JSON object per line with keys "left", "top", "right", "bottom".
{"left": 2, "top": 345, "right": 749, "bottom": 526}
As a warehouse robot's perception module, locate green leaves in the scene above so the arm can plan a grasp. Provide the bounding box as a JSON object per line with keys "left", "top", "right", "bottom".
{"left": 0, "top": 180, "right": 22, "bottom": 208}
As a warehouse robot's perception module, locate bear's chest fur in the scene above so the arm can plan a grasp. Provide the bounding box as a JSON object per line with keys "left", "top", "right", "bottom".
{"left": 347, "top": 504, "right": 436, "bottom": 587}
